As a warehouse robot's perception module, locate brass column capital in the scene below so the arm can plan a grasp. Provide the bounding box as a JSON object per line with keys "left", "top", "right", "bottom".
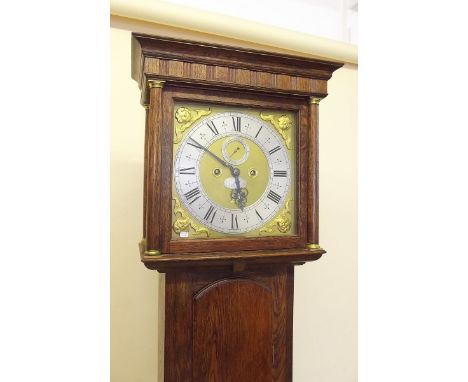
{"left": 310, "top": 97, "right": 322, "bottom": 105}
{"left": 148, "top": 79, "right": 166, "bottom": 89}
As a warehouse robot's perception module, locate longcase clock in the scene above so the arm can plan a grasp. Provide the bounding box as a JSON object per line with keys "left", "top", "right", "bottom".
{"left": 131, "top": 33, "right": 342, "bottom": 382}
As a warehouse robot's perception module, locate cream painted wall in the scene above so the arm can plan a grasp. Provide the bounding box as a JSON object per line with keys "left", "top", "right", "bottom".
{"left": 111, "top": 27, "right": 357, "bottom": 382}
{"left": 294, "top": 64, "right": 357, "bottom": 381}
{"left": 110, "top": 27, "right": 158, "bottom": 382}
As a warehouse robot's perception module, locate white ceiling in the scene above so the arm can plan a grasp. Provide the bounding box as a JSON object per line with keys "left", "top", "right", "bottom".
{"left": 161, "top": 0, "right": 358, "bottom": 45}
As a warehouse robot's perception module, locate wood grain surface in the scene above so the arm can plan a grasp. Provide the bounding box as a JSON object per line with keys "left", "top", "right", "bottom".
{"left": 158, "top": 85, "right": 309, "bottom": 255}
{"left": 145, "top": 85, "right": 164, "bottom": 250}
{"left": 131, "top": 33, "right": 342, "bottom": 105}
{"left": 142, "top": 247, "right": 324, "bottom": 273}
{"left": 193, "top": 279, "right": 273, "bottom": 381}
{"left": 308, "top": 101, "right": 319, "bottom": 245}
{"left": 163, "top": 266, "right": 294, "bottom": 382}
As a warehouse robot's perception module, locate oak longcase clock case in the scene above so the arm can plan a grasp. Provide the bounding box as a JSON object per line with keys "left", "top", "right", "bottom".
{"left": 131, "top": 33, "right": 342, "bottom": 381}
{"left": 158, "top": 86, "right": 308, "bottom": 255}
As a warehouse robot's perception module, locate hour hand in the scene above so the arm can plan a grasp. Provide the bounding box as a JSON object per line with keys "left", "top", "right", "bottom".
{"left": 231, "top": 188, "right": 247, "bottom": 211}
{"left": 231, "top": 167, "right": 247, "bottom": 210}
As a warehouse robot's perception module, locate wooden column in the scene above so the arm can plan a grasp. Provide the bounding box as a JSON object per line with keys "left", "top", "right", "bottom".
{"left": 143, "top": 104, "right": 149, "bottom": 236}
{"left": 307, "top": 97, "right": 322, "bottom": 249}
{"left": 145, "top": 79, "right": 165, "bottom": 255}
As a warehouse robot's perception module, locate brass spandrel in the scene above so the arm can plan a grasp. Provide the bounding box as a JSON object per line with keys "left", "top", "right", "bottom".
{"left": 172, "top": 197, "right": 209, "bottom": 237}
{"left": 259, "top": 113, "right": 293, "bottom": 150}
{"left": 174, "top": 107, "right": 212, "bottom": 144}
{"left": 259, "top": 199, "right": 293, "bottom": 235}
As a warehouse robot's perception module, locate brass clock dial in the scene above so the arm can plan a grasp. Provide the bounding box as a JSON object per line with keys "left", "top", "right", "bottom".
{"left": 172, "top": 105, "right": 295, "bottom": 238}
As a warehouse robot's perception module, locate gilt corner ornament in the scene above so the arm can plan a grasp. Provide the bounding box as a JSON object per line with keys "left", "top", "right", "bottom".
{"left": 259, "top": 113, "right": 293, "bottom": 150}
{"left": 172, "top": 198, "right": 210, "bottom": 237}
{"left": 174, "top": 107, "right": 212, "bottom": 144}
{"left": 259, "top": 199, "right": 292, "bottom": 235}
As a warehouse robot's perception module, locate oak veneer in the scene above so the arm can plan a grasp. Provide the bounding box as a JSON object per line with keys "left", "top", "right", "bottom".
{"left": 164, "top": 266, "right": 294, "bottom": 382}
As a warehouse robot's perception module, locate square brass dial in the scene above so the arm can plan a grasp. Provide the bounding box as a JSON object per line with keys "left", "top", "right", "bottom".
{"left": 171, "top": 102, "right": 296, "bottom": 240}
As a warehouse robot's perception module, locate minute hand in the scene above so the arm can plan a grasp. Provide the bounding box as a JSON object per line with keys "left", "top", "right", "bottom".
{"left": 189, "top": 137, "right": 237, "bottom": 174}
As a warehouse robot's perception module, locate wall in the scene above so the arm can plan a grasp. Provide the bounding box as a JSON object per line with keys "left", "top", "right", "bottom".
{"left": 110, "top": 26, "right": 357, "bottom": 382}
{"left": 294, "top": 64, "right": 357, "bottom": 381}
{"left": 159, "top": 0, "right": 358, "bottom": 45}
{"left": 110, "top": 27, "right": 158, "bottom": 382}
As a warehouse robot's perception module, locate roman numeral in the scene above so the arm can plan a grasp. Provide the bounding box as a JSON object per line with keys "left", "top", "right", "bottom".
{"left": 232, "top": 116, "right": 241, "bottom": 132}
{"left": 231, "top": 214, "right": 238, "bottom": 229}
{"left": 273, "top": 170, "right": 287, "bottom": 177}
{"left": 269, "top": 146, "right": 281, "bottom": 155}
{"left": 178, "top": 167, "right": 196, "bottom": 175}
{"left": 203, "top": 205, "right": 217, "bottom": 223}
{"left": 206, "top": 121, "right": 219, "bottom": 135}
{"left": 255, "top": 210, "right": 263, "bottom": 221}
{"left": 255, "top": 126, "right": 263, "bottom": 138}
{"left": 210, "top": 210, "right": 217, "bottom": 223}
{"left": 267, "top": 190, "right": 281, "bottom": 204}
{"left": 184, "top": 187, "right": 200, "bottom": 201}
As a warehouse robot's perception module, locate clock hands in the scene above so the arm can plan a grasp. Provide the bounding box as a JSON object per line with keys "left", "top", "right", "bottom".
{"left": 231, "top": 167, "right": 247, "bottom": 211}
{"left": 230, "top": 146, "right": 241, "bottom": 157}
{"left": 188, "top": 137, "right": 230, "bottom": 168}
{"left": 188, "top": 137, "right": 247, "bottom": 210}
